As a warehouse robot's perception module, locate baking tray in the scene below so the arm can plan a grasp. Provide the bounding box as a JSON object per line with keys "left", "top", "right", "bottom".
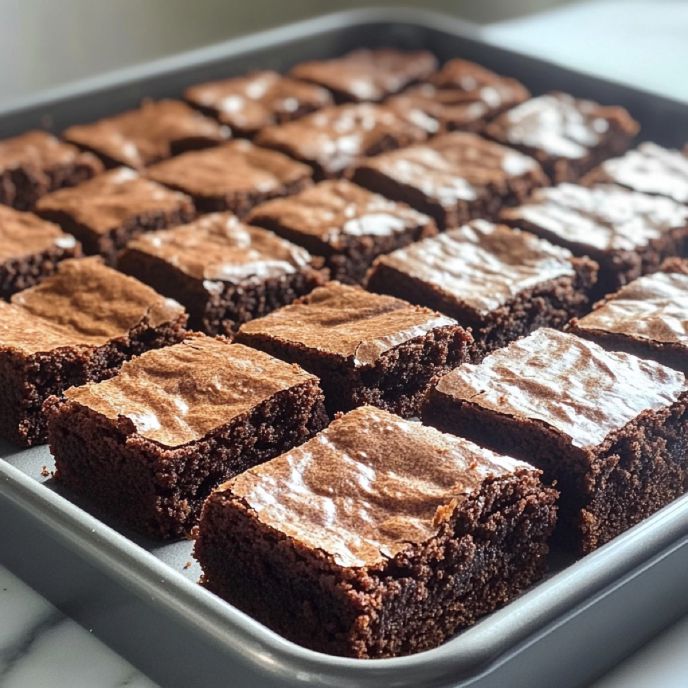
{"left": 2, "top": 8, "right": 688, "bottom": 688}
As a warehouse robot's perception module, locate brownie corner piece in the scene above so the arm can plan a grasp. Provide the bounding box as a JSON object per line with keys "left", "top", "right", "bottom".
{"left": 46, "top": 334, "right": 327, "bottom": 537}
{"left": 194, "top": 405, "right": 557, "bottom": 657}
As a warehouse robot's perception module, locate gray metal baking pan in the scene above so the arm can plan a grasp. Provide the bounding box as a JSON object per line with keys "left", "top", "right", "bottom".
{"left": 2, "top": 8, "right": 688, "bottom": 688}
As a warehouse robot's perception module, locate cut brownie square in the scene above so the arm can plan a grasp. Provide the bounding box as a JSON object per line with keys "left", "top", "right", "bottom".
{"left": 0, "top": 205, "right": 82, "bottom": 299}
{"left": 45, "top": 333, "right": 327, "bottom": 538}
{"left": 254, "top": 103, "right": 433, "bottom": 179}
{"left": 289, "top": 48, "right": 437, "bottom": 102}
{"left": 0, "top": 257, "right": 187, "bottom": 446}
{"left": 35, "top": 167, "right": 195, "bottom": 264}
{"left": 367, "top": 219, "right": 598, "bottom": 357}
{"left": 63, "top": 99, "right": 230, "bottom": 169}
{"left": 195, "top": 405, "right": 558, "bottom": 657}
{"left": 146, "top": 140, "right": 312, "bottom": 214}
{"left": 484, "top": 92, "right": 639, "bottom": 182}
{"left": 581, "top": 142, "right": 688, "bottom": 204}
{"left": 246, "top": 179, "right": 438, "bottom": 284}
{"left": 118, "top": 212, "right": 327, "bottom": 334}
{"left": 184, "top": 70, "right": 333, "bottom": 137}
{"left": 0, "top": 130, "right": 103, "bottom": 210}
{"left": 352, "top": 131, "right": 547, "bottom": 229}
{"left": 569, "top": 271, "right": 688, "bottom": 374}
{"left": 500, "top": 183, "right": 688, "bottom": 293}
{"left": 236, "top": 281, "right": 472, "bottom": 417}
{"left": 423, "top": 328, "right": 688, "bottom": 554}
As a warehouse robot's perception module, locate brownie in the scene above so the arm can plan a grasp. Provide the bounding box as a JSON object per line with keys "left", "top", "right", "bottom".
{"left": 195, "top": 405, "right": 558, "bottom": 657}
{"left": 246, "top": 179, "right": 438, "bottom": 284}
{"left": 0, "top": 130, "right": 103, "bottom": 210}
{"left": 0, "top": 205, "right": 82, "bottom": 299}
{"left": 236, "top": 281, "right": 471, "bottom": 417}
{"left": 184, "top": 70, "right": 333, "bottom": 137}
{"left": 118, "top": 212, "right": 327, "bottom": 334}
{"left": 45, "top": 333, "right": 327, "bottom": 538}
{"left": 484, "top": 92, "right": 639, "bottom": 182}
{"left": 423, "top": 328, "right": 688, "bottom": 554}
{"left": 145, "top": 140, "right": 312, "bottom": 214}
{"left": 351, "top": 131, "right": 547, "bottom": 229}
{"left": 254, "top": 103, "right": 433, "bottom": 179}
{"left": 289, "top": 48, "right": 437, "bottom": 102}
{"left": 35, "top": 167, "right": 195, "bottom": 264}
{"left": 500, "top": 183, "right": 688, "bottom": 293}
{"left": 0, "top": 257, "right": 187, "bottom": 446}
{"left": 582, "top": 142, "right": 688, "bottom": 204}
{"left": 63, "top": 99, "right": 230, "bottom": 169}
{"left": 367, "top": 219, "right": 598, "bottom": 357}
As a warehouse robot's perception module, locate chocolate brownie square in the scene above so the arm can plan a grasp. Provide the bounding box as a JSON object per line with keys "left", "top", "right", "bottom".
{"left": 500, "top": 183, "right": 688, "bottom": 293}
{"left": 146, "top": 140, "right": 312, "bottom": 214}
{"left": 423, "top": 328, "right": 688, "bottom": 554}
{"left": 289, "top": 48, "right": 437, "bottom": 102}
{"left": 63, "top": 99, "right": 230, "bottom": 169}
{"left": 195, "top": 405, "right": 558, "bottom": 657}
{"left": 236, "top": 281, "right": 471, "bottom": 417}
{"left": 0, "top": 257, "right": 187, "bottom": 446}
{"left": 352, "top": 131, "right": 547, "bottom": 229}
{"left": 0, "top": 130, "right": 103, "bottom": 210}
{"left": 484, "top": 92, "right": 639, "bottom": 182}
{"left": 184, "top": 70, "right": 333, "bottom": 137}
{"left": 254, "top": 103, "right": 433, "bottom": 179}
{"left": 45, "top": 333, "right": 327, "bottom": 538}
{"left": 0, "top": 205, "right": 81, "bottom": 299}
{"left": 247, "top": 179, "right": 437, "bottom": 284}
{"left": 367, "top": 219, "right": 598, "bottom": 357}
{"left": 118, "top": 212, "right": 327, "bottom": 334}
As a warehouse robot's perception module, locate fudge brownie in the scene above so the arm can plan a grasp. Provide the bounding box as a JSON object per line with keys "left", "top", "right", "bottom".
{"left": 582, "top": 142, "right": 688, "bottom": 203}
{"left": 289, "top": 48, "right": 437, "bottom": 103}
{"left": 63, "top": 99, "right": 230, "bottom": 169}
{"left": 0, "top": 257, "right": 187, "bottom": 446}
{"left": 35, "top": 167, "right": 195, "bottom": 264}
{"left": 0, "top": 130, "right": 103, "bottom": 210}
{"left": 195, "top": 405, "right": 558, "bottom": 657}
{"left": 484, "top": 92, "right": 639, "bottom": 182}
{"left": 351, "top": 131, "right": 547, "bottom": 229}
{"left": 569, "top": 271, "right": 688, "bottom": 374}
{"left": 500, "top": 183, "right": 688, "bottom": 293}
{"left": 236, "top": 281, "right": 471, "bottom": 417}
{"left": 423, "top": 328, "right": 688, "bottom": 554}
{"left": 145, "top": 140, "right": 312, "bottom": 214}
{"left": 367, "top": 219, "right": 598, "bottom": 357}
{"left": 0, "top": 205, "right": 81, "bottom": 299}
{"left": 45, "top": 333, "right": 327, "bottom": 538}
{"left": 254, "top": 103, "right": 433, "bottom": 179}
{"left": 118, "top": 212, "right": 327, "bottom": 334}
{"left": 247, "top": 179, "right": 438, "bottom": 284}
{"left": 184, "top": 70, "right": 333, "bottom": 137}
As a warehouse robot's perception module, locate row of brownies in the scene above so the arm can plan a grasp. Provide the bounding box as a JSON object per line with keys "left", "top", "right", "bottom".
{"left": 0, "top": 48, "right": 688, "bottom": 659}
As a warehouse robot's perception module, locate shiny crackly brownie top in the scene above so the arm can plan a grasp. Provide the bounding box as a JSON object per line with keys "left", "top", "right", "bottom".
{"left": 582, "top": 142, "right": 688, "bottom": 204}
{"left": 247, "top": 179, "right": 434, "bottom": 250}
{"left": 239, "top": 281, "right": 456, "bottom": 367}
{"left": 63, "top": 99, "right": 229, "bottom": 169}
{"left": 374, "top": 219, "right": 577, "bottom": 315}
{"left": 63, "top": 334, "right": 316, "bottom": 447}
{"left": 124, "top": 212, "right": 316, "bottom": 284}
{"left": 433, "top": 328, "right": 686, "bottom": 450}
{"left": 185, "top": 70, "right": 332, "bottom": 135}
{"left": 0, "top": 205, "right": 79, "bottom": 261}
{"left": 290, "top": 48, "right": 437, "bottom": 102}
{"left": 220, "top": 405, "right": 533, "bottom": 568}
{"left": 0, "top": 257, "right": 185, "bottom": 355}
{"left": 500, "top": 183, "right": 688, "bottom": 253}
{"left": 572, "top": 271, "right": 688, "bottom": 346}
